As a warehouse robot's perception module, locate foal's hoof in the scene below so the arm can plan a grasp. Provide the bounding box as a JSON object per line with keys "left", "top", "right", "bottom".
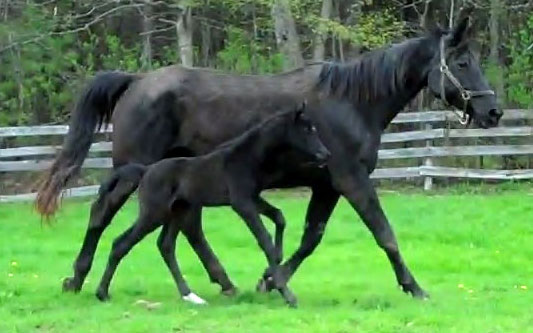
{"left": 62, "top": 277, "right": 81, "bottom": 293}
{"left": 256, "top": 276, "right": 275, "bottom": 293}
{"left": 95, "top": 288, "right": 110, "bottom": 302}
{"left": 221, "top": 286, "right": 238, "bottom": 297}
{"left": 182, "top": 292, "right": 207, "bottom": 305}
{"left": 284, "top": 292, "right": 298, "bottom": 308}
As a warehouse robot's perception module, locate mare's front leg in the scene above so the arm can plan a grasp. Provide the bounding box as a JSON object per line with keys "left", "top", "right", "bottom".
{"left": 257, "top": 185, "right": 339, "bottom": 292}
{"left": 63, "top": 169, "right": 140, "bottom": 293}
{"left": 333, "top": 166, "right": 428, "bottom": 299}
{"left": 181, "top": 207, "right": 237, "bottom": 296}
{"left": 95, "top": 213, "right": 160, "bottom": 301}
{"left": 256, "top": 197, "right": 286, "bottom": 264}
{"left": 231, "top": 195, "right": 297, "bottom": 307}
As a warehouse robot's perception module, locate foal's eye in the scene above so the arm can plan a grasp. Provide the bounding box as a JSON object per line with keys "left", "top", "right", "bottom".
{"left": 308, "top": 125, "right": 316, "bottom": 132}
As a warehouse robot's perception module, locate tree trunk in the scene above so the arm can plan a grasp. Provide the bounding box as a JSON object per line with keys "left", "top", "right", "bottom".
{"left": 177, "top": 6, "right": 193, "bottom": 67}
{"left": 345, "top": 0, "right": 362, "bottom": 57}
{"left": 312, "top": 0, "right": 333, "bottom": 61}
{"left": 141, "top": 1, "right": 153, "bottom": 70}
{"left": 490, "top": 0, "right": 505, "bottom": 103}
{"left": 201, "top": 22, "right": 211, "bottom": 67}
{"left": 271, "top": 0, "right": 304, "bottom": 70}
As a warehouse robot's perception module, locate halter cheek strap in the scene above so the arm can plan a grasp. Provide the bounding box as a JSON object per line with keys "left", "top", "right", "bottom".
{"left": 439, "top": 38, "right": 495, "bottom": 125}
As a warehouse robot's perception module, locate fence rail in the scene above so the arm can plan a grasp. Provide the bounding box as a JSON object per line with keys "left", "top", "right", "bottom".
{"left": 1, "top": 109, "right": 532, "bottom": 202}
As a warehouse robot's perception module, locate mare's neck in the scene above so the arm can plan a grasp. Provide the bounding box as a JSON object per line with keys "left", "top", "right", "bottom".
{"left": 366, "top": 38, "right": 437, "bottom": 130}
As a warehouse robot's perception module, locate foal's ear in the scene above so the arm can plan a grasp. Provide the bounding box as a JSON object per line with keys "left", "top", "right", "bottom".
{"left": 294, "top": 108, "right": 304, "bottom": 122}
{"left": 294, "top": 101, "right": 306, "bottom": 122}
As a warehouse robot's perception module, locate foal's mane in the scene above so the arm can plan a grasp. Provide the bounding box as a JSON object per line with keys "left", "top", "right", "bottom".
{"left": 315, "top": 34, "right": 436, "bottom": 105}
{"left": 213, "top": 109, "right": 293, "bottom": 152}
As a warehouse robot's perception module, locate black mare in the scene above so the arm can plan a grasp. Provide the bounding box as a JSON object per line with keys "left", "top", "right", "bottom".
{"left": 37, "top": 17, "right": 502, "bottom": 302}
{"left": 94, "top": 107, "right": 329, "bottom": 306}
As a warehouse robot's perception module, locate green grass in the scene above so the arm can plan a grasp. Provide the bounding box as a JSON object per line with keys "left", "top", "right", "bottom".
{"left": 1, "top": 188, "right": 533, "bottom": 332}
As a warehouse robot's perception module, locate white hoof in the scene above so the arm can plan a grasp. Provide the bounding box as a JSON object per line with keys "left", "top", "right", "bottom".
{"left": 182, "top": 292, "right": 207, "bottom": 305}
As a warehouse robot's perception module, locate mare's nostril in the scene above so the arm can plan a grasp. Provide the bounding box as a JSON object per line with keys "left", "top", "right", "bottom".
{"left": 489, "top": 108, "right": 503, "bottom": 120}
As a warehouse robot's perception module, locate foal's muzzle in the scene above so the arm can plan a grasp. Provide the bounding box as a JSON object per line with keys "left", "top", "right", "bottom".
{"left": 314, "top": 151, "right": 331, "bottom": 164}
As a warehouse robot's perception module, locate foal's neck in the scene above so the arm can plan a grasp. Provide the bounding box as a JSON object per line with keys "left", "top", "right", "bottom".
{"left": 239, "top": 117, "right": 287, "bottom": 165}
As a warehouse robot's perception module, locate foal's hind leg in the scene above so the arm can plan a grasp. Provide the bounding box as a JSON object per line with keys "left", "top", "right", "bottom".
{"left": 181, "top": 207, "right": 237, "bottom": 296}
{"left": 157, "top": 217, "right": 206, "bottom": 305}
{"left": 63, "top": 173, "right": 139, "bottom": 293}
{"left": 95, "top": 214, "right": 159, "bottom": 301}
{"left": 256, "top": 197, "right": 286, "bottom": 264}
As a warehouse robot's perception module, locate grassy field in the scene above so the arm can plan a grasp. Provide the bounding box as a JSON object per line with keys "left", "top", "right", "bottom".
{"left": 1, "top": 186, "right": 533, "bottom": 332}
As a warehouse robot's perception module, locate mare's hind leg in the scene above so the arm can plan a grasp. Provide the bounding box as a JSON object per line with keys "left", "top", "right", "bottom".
{"left": 181, "top": 207, "right": 237, "bottom": 296}
{"left": 157, "top": 216, "right": 206, "bottom": 305}
{"left": 95, "top": 213, "right": 159, "bottom": 301}
{"left": 256, "top": 197, "right": 286, "bottom": 264}
{"left": 63, "top": 171, "right": 140, "bottom": 293}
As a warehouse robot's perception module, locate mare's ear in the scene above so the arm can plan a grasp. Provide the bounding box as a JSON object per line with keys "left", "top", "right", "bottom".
{"left": 470, "top": 40, "right": 481, "bottom": 61}
{"left": 447, "top": 11, "right": 473, "bottom": 48}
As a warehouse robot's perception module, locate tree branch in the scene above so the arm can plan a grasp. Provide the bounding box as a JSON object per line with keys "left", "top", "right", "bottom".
{"left": 0, "top": 2, "right": 149, "bottom": 54}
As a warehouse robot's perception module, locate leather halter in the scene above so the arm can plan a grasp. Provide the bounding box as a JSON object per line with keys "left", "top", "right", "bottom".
{"left": 439, "top": 38, "right": 495, "bottom": 125}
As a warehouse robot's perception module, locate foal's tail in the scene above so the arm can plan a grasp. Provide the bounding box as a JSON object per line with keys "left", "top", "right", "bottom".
{"left": 100, "top": 163, "right": 147, "bottom": 199}
{"left": 35, "top": 71, "right": 139, "bottom": 218}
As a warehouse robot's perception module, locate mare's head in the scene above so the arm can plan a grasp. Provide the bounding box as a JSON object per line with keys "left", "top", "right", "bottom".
{"left": 283, "top": 103, "right": 330, "bottom": 163}
{"left": 426, "top": 17, "right": 502, "bottom": 128}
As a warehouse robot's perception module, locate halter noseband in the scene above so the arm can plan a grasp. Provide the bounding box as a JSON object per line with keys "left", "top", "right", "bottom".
{"left": 439, "top": 38, "right": 495, "bottom": 125}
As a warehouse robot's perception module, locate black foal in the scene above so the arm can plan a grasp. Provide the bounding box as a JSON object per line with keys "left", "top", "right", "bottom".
{"left": 95, "top": 105, "right": 329, "bottom": 306}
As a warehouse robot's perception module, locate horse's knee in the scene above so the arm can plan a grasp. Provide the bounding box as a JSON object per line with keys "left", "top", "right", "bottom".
{"left": 297, "top": 221, "right": 326, "bottom": 257}
{"left": 272, "top": 209, "right": 286, "bottom": 229}
{"left": 157, "top": 235, "right": 173, "bottom": 254}
{"left": 378, "top": 240, "right": 399, "bottom": 256}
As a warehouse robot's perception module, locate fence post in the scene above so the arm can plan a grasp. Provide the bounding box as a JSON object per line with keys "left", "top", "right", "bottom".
{"left": 423, "top": 122, "right": 433, "bottom": 190}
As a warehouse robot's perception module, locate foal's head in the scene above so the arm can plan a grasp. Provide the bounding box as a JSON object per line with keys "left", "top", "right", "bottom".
{"left": 283, "top": 103, "right": 330, "bottom": 163}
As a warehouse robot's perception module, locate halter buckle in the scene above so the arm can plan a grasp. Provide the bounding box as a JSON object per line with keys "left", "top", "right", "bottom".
{"left": 439, "top": 64, "right": 449, "bottom": 73}
{"left": 454, "top": 110, "right": 470, "bottom": 125}
{"left": 461, "top": 90, "right": 472, "bottom": 101}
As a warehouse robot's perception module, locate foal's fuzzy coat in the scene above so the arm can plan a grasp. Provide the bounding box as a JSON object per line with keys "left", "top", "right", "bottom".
{"left": 95, "top": 106, "right": 329, "bottom": 306}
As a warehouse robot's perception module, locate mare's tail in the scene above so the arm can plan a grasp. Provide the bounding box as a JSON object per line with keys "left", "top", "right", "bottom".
{"left": 35, "top": 71, "right": 138, "bottom": 218}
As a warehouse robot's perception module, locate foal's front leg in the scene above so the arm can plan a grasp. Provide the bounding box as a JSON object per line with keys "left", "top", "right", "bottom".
{"left": 231, "top": 196, "right": 297, "bottom": 307}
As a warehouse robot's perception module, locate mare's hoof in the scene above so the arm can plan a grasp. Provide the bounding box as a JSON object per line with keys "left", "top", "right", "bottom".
{"left": 221, "top": 286, "right": 238, "bottom": 297}
{"left": 95, "top": 288, "right": 110, "bottom": 302}
{"left": 182, "top": 292, "right": 207, "bottom": 305}
{"left": 62, "top": 277, "right": 81, "bottom": 293}
{"left": 401, "top": 284, "right": 430, "bottom": 300}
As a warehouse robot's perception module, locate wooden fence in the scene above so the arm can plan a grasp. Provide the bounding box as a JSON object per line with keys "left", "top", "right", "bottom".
{"left": 1, "top": 109, "right": 532, "bottom": 202}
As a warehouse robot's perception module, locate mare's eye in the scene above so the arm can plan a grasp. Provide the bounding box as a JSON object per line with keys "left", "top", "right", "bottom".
{"left": 457, "top": 61, "right": 468, "bottom": 69}
{"left": 308, "top": 125, "right": 316, "bottom": 132}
